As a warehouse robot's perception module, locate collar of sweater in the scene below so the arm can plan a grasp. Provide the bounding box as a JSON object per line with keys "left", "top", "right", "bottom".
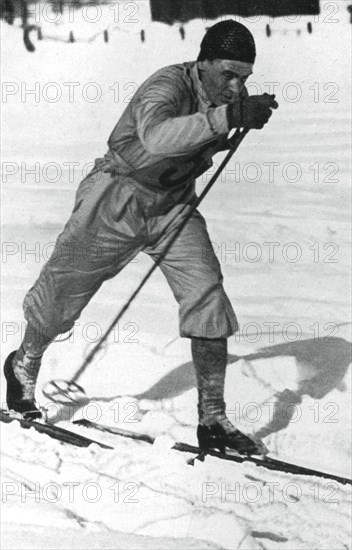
{"left": 190, "top": 61, "right": 215, "bottom": 112}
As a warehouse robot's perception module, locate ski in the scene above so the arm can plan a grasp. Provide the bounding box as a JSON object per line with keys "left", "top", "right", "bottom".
{"left": 3, "top": 408, "right": 350, "bottom": 486}
{"left": 74, "top": 418, "right": 352, "bottom": 486}
{"left": 0, "top": 409, "right": 113, "bottom": 449}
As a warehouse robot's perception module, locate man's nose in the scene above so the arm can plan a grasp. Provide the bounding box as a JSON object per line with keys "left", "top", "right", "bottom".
{"left": 228, "top": 79, "right": 242, "bottom": 95}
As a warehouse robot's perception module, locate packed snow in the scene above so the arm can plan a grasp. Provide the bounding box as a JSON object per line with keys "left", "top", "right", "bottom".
{"left": 1, "top": 1, "right": 351, "bottom": 548}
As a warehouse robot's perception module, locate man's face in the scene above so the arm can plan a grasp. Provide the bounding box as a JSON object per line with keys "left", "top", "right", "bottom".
{"left": 198, "top": 59, "right": 253, "bottom": 106}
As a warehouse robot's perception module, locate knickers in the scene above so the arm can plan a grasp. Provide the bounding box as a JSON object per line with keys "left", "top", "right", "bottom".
{"left": 23, "top": 161, "right": 238, "bottom": 341}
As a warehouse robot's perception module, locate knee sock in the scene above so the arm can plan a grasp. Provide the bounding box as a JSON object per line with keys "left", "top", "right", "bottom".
{"left": 12, "top": 323, "right": 53, "bottom": 402}
{"left": 191, "top": 337, "right": 227, "bottom": 426}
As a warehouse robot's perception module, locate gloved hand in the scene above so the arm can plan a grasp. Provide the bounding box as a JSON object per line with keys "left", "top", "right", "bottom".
{"left": 227, "top": 93, "right": 278, "bottom": 130}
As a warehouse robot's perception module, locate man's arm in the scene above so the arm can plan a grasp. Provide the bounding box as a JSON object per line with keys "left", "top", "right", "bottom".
{"left": 134, "top": 74, "right": 235, "bottom": 157}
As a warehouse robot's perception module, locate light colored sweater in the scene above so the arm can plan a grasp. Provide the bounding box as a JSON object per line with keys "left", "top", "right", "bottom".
{"left": 107, "top": 61, "right": 240, "bottom": 190}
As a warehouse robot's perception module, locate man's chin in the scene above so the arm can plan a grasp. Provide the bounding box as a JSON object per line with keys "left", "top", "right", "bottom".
{"left": 211, "top": 95, "right": 237, "bottom": 107}
{"left": 220, "top": 96, "right": 237, "bottom": 105}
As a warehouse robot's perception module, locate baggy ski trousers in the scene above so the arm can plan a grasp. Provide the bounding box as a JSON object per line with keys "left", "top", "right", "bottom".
{"left": 23, "top": 161, "right": 239, "bottom": 341}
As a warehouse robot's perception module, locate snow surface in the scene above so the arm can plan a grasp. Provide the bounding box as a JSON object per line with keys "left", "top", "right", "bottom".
{"left": 1, "top": 1, "right": 351, "bottom": 548}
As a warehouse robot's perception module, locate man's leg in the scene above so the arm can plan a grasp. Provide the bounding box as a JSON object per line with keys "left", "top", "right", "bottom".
{"left": 4, "top": 324, "right": 55, "bottom": 417}
{"left": 191, "top": 336, "right": 263, "bottom": 453}
{"left": 5, "top": 169, "right": 146, "bottom": 417}
{"left": 191, "top": 336, "right": 227, "bottom": 425}
{"left": 146, "top": 208, "right": 263, "bottom": 454}
{"left": 145, "top": 210, "right": 233, "bottom": 421}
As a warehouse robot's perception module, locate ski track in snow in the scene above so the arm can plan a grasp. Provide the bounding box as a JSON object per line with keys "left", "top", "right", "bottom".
{"left": 1, "top": 1, "right": 351, "bottom": 548}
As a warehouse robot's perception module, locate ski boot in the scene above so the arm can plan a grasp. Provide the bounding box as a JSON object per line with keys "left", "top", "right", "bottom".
{"left": 4, "top": 350, "right": 42, "bottom": 420}
{"left": 197, "top": 416, "right": 265, "bottom": 456}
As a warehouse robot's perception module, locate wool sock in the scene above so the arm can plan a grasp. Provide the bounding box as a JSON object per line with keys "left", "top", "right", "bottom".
{"left": 12, "top": 347, "right": 42, "bottom": 402}
{"left": 191, "top": 337, "right": 228, "bottom": 426}
{"left": 11, "top": 323, "right": 52, "bottom": 401}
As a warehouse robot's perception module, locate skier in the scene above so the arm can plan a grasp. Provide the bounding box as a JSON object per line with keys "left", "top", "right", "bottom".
{"left": 4, "top": 21, "right": 278, "bottom": 455}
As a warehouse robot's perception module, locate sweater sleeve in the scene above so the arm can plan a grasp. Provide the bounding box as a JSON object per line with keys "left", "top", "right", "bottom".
{"left": 134, "top": 73, "right": 232, "bottom": 157}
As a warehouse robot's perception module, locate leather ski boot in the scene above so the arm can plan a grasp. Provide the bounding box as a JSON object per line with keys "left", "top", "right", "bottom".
{"left": 4, "top": 349, "right": 42, "bottom": 420}
{"left": 197, "top": 416, "right": 265, "bottom": 455}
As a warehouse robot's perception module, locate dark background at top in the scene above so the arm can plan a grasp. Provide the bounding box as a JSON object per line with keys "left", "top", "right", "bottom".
{"left": 150, "top": 0, "right": 320, "bottom": 24}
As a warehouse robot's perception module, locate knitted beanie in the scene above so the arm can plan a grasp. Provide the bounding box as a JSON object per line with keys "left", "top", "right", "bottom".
{"left": 198, "top": 20, "right": 256, "bottom": 63}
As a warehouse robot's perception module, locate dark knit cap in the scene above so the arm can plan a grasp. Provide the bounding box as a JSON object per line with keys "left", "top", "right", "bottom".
{"left": 198, "top": 20, "right": 256, "bottom": 64}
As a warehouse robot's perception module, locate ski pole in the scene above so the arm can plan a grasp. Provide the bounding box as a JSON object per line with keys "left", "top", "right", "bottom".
{"left": 44, "top": 127, "right": 250, "bottom": 399}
